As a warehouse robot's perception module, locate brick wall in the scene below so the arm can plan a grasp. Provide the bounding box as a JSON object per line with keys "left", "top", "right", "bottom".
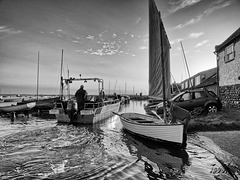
{"left": 218, "top": 38, "right": 240, "bottom": 86}
{"left": 219, "top": 84, "right": 240, "bottom": 108}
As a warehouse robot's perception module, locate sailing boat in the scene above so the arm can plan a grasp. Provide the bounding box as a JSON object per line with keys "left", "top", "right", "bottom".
{"left": 117, "top": 0, "right": 184, "bottom": 145}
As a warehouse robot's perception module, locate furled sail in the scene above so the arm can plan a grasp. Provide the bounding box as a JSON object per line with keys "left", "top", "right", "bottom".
{"left": 148, "top": 0, "right": 171, "bottom": 100}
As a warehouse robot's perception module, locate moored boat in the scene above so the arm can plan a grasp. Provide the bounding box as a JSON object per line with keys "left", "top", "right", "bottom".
{"left": 117, "top": 112, "right": 183, "bottom": 145}
{"left": 119, "top": 0, "right": 184, "bottom": 146}
{"left": 0, "top": 102, "right": 36, "bottom": 113}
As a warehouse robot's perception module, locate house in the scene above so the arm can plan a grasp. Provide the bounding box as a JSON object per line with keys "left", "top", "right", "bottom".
{"left": 215, "top": 27, "right": 240, "bottom": 108}
{"left": 180, "top": 67, "right": 217, "bottom": 94}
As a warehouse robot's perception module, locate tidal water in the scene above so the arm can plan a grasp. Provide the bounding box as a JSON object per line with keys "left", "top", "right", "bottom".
{"left": 0, "top": 100, "right": 240, "bottom": 179}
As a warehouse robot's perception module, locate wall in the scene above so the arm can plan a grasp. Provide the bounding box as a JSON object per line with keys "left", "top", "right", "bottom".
{"left": 218, "top": 38, "right": 240, "bottom": 86}
{"left": 217, "top": 37, "right": 240, "bottom": 107}
{"left": 219, "top": 84, "right": 240, "bottom": 108}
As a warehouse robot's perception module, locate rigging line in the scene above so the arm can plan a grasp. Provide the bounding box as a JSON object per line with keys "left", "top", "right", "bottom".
{"left": 180, "top": 41, "right": 193, "bottom": 88}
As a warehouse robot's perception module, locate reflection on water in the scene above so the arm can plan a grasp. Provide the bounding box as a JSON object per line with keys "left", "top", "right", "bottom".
{"left": 0, "top": 100, "right": 239, "bottom": 179}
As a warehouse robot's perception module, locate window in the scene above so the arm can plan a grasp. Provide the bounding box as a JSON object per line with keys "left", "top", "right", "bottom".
{"left": 225, "top": 43, "right": 235, "bottom": 63}
{"left": 195, "top": 76, "right": 201, "bottom": 86}
{"left": 185, "top": 81, "right": 188, "bottom": 89}
{"left": 181, "top": 92, "right": 192, "bottom": 101}
{"left": 194, "top": 92, "right": 207, "bottom": 99}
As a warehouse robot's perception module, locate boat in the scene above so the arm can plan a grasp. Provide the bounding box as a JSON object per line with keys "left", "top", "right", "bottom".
{"left": 116, "top": 112, "right": 183, "bottom": 145}
{"left": 49, "top": 50, "right": 120, "bottom": 124}
{"left": 118, "top": 0, "right": 184, "bottom": 146}
{"left": 50, "top": 76, "right": 121, "bottom": 124}
{"left": 0, "top": 102, "right": 18, "bottom": 107}
{"left": 144, "top": 99, "right": 162, "bottom": 115}
{"left": 0, "top": 102, "right": 36, "bottom": 113}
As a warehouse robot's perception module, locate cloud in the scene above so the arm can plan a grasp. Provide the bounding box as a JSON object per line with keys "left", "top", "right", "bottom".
{"left": 189, "top": 32, "right": 204, "bottom": 38}
{"left": 172, "top": 0, "right": 231, "bottom": 30}
{"left": 170, "top": 38, "right": 184, "bottom": 45}
{"left": 135, "top": 17, "right": 142, "bottom": 24}
{"left": 0, "top": 26, "right": 22, "bottom": 34}
{"left": 174, "top": 15, "right": 202, "bottom": 29}
{"left": 195, "top": 40, "right": 209, "bottom": 47}
{"left": 169, "top": 0, "right": 202, "bottom": 13}
{"left": 204, "top": 0, "right": 231, "bottom": 15}
{"left": 139, "top": 46, "right": 147, "bottom": 50}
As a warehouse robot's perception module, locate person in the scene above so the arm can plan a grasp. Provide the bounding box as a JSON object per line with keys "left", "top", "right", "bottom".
{"left": 75, "top": 85, "right": 87, "bottom": 114}
{"left": 166, "top": 101, "right": 191, "bottom": 149}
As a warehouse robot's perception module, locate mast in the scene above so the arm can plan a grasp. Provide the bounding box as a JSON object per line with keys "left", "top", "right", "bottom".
{"left": 180, "top": 41, "right": 192, "bottom": 87}
{"left": 159, "top": 14, "right": 167, "bottom": 123}
{"left": 60, "top": 49, "right": 64, "bottom": 100}
{"left": 36, "top": 51, "right": 40, "bottom": 101}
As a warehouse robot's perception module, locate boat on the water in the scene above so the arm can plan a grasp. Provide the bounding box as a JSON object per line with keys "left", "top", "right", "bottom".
{"left": 118, "top": 0, "right": 184, "bottom": 146}
{"left": 0, "top": 102, "right": 18, "bottom": 108}
{"left": 0, "top": 102, "right": 36, "bottom": 113}
{"left": 49, "top": 74, "right": 120, "bottom": 124}
{"left": 116, "top": 112, "right": 183, "bottom": 145}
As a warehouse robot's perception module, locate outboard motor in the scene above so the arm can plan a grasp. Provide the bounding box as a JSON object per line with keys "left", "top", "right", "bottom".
{"left": 67, "top": 100, "right": 77, "bottom": 122}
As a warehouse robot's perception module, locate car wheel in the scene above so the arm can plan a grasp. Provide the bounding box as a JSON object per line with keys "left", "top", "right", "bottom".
{"left": 206, "top": 104, "right": 218, "bottom": 113}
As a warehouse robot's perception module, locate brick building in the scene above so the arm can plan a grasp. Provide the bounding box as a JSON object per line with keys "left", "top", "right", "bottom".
{"left": 215, "top": 27, "right": 240, "bottom": 108}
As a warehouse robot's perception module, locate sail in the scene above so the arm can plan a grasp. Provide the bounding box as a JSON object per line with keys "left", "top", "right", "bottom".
{"left": 148, "top": 0, "right": 171, "bottom": 100}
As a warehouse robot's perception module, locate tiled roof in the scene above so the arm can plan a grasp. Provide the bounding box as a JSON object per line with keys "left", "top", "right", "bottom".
{"left": 215, "top": 27, "right": 240, "bottom": 52}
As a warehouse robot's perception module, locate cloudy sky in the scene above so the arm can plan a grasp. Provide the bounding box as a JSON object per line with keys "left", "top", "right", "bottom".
{"left": 0, "top": 0, "right": 240, "bottom": 95}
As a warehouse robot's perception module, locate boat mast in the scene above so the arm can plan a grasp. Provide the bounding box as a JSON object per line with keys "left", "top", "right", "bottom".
{"left": 36, "top": 51, "right": 40, "bottom": 101}
{"left": 159, "top": 13, "right": 167, "bottom": 123}
{"left": 180, "top": 41, "right": 192, "bottom": 87}
{"left": 60, "top": 49, "right": 64, "bottom": 100}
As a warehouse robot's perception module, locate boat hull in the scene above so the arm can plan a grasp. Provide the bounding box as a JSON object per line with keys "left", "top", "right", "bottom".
{"left": 50, "top": 101, "right": 121, "bottom": 124}
{"left": 119, "top": 112, "right": 184, "bottom": 145}
{"left": 0, "top": 102, "right": 36, "bottom": 113}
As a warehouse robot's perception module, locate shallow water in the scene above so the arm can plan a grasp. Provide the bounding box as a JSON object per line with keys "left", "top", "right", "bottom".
{"left": 0, "top": 100, "right": 239, "bottom": 179}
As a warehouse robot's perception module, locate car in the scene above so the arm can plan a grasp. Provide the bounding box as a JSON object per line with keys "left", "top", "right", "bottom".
{"left": 156, "top": 89, "right": 222, "bottom": 115}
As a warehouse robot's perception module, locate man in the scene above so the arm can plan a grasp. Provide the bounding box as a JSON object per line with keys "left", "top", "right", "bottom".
{"left": 75, "top": 85, "right": 87, "bottom": 114}
{"left": 166, "top": 101, "right": 191, "bottom": 149}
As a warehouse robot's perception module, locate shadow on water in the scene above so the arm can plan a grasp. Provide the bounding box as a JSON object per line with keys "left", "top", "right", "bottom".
{"left": 121, "top": 131, "right": 190, "bottom": 179}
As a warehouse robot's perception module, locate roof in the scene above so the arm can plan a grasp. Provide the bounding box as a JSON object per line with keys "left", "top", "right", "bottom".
{"left": 181, "top": 67, "right": 217, "bottom": 84}
{"left": 215, "top": 27, "right": 240, "bottom": 52}
{"left": 195, "top": 73, "right": 217, "bottom": 88}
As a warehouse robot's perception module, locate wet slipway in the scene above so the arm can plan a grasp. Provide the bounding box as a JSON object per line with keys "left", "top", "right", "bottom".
{"left": 0, "top": 100, "right": 239, "bottom": 180}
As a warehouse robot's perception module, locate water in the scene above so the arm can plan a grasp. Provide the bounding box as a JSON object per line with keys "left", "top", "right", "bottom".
{"left": 0, "top": 100, "right": 239, "bottom": 179}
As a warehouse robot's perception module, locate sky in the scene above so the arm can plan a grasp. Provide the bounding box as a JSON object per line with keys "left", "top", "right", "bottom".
{"left": 0, "top": 0, "right": 240, "bottom": 95}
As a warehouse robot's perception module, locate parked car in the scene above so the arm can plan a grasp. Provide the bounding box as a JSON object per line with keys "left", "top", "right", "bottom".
{"left": 156, "top": 89, "right": 222, "bottom": 114}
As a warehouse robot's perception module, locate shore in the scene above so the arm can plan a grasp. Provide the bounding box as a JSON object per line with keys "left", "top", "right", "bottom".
{"left": 188, "top": 107, "right": 240, "bottom": 132}
{"left": 188, "top": 107, "right": 240, "bottom": 159}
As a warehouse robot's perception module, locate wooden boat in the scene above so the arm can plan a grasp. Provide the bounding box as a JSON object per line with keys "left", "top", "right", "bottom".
{"left": 117, "top": 112, "right": 183, "bottom": 144}
{"left": 49, "top": 50, "right": 120, "bottom": 124}
{"left": 0, "top": 102, "right": 36, "bottom": 113}
{"left": 119, "top": 0, "right": 184, "bottom": 146}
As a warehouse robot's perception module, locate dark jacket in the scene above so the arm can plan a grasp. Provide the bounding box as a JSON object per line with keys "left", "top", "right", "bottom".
{"left": 75, "top": 88, "right": 87, "bottom": 104}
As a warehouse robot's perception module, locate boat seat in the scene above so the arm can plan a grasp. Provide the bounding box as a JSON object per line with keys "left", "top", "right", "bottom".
{"left": 130, "top": 118, "right": 154, "bottom": 123}
{"left": 136, "top": 120, "right": 154, "bottom": 123}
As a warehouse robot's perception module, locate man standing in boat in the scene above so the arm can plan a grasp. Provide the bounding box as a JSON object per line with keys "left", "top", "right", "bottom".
{"left": 165, "top": 101, "right": 191, "bottom": 149}
{"left": 75, "top": 85, "right": 88, "bottom": 114}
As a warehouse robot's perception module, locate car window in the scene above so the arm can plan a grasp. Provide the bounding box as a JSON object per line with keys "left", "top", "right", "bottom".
{"left": 194, "top": 92, "right": 207, "bottom": 99}
{"left": 208, "top": 91, "right": 217, "bottom": 97}
{"left": 181, "top": 92, "right": 192, "bottom": 101}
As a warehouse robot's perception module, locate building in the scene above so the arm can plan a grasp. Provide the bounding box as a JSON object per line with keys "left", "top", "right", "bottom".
{"left": 215, "top": 27, "right": 240, "bottom": 108}
{"left": 180, "top": 67, "right": 217, "bottom": 94}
